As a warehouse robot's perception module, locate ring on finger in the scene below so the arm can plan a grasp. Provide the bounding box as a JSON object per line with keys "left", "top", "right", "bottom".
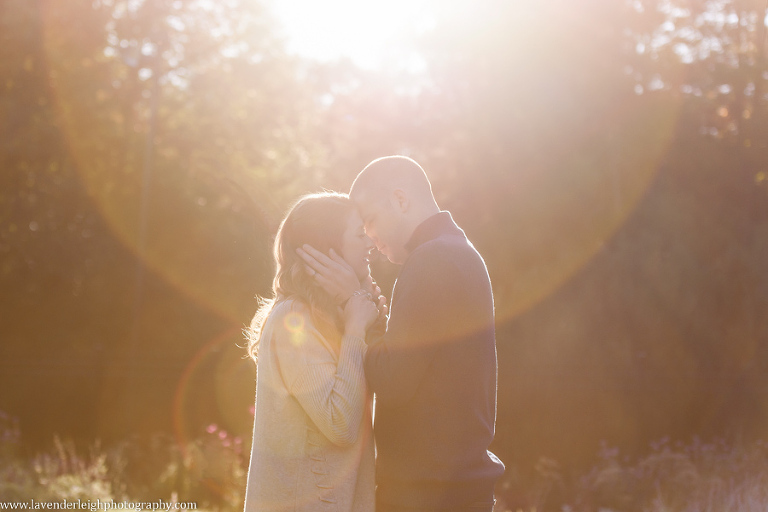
{"left": 352, "top": 289, "right": 373, "bottom": 301}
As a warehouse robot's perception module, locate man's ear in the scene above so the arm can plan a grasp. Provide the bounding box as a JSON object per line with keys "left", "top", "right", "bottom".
{"left": 391, "top": 189, "right": 409, "bottom": 213}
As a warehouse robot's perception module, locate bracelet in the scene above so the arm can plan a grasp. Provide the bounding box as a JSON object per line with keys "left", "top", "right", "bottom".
{"left": 341, "top": 289, "right": 372, "bottom": 308}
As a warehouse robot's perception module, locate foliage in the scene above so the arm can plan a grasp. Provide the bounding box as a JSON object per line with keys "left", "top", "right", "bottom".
{"left": 495, "top": 438, "right": 768, "bottom": 512}
{"left": 574, "top": 438, "right": 768, "bottom": 512}
{"left": 107, "top": 426, "right": 247, "bottom": 509}
{"left": 6, "top": 412, "right": 768, "bottom": 512}
{"left": 0, "top": 413, "right": 245, "bottom": 510}
{"left": 1, "top": 0, "right": 767, "bottom": 493}
{"left": 1, "top": 411, "right": 114, "bottom": 501}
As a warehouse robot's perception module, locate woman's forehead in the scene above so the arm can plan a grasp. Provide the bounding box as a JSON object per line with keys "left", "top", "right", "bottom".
{"left": 347, "top": 208, "right": 364, "bottom": 228}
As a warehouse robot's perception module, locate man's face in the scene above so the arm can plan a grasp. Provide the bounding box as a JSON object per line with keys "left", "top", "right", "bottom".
{"left": 353, "top": 192, "right": 409, "bottom": 265}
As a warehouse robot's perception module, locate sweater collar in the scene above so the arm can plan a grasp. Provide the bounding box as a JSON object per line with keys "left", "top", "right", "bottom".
{"left": 404, "top": 211, "right": 465, "bottom": 254}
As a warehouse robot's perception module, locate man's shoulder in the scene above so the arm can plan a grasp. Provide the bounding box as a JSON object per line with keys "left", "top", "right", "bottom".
{"left": 410, "top": 231, "right": 470, "bottom": 255}
{"left": 407, "top": 232, "right": 483, "bottom": 270}
{"left": 398, "top": 238, "right": 489, "bottom": 297}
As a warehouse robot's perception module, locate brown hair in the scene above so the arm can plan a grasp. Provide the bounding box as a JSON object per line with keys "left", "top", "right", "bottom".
{"left": 246, "top": 192, "right": 355, "bottom": 360}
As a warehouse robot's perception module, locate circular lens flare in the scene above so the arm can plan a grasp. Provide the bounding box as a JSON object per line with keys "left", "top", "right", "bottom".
{"left": 40, "top": 2, "right": 271, "bottom": 325}
{"left": 172, "top": 326, "right": 254, "bottom": 465}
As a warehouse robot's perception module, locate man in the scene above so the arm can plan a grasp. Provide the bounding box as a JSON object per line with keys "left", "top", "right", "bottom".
{"left": 298, "top": 156, "right": 504, "bottom": 512}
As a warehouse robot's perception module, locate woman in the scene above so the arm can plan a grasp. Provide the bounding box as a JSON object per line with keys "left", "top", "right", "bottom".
{"left": 244, "top": 192, "right": 383, "bottom": 512}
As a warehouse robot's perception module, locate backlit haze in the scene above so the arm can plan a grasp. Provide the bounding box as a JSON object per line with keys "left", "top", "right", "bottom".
{"left": 267, "top": 0, "right": 435, "bottom": 69}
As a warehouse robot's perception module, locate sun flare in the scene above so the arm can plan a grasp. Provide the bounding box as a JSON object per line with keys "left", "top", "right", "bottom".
{"left": 267, "top": 0, "right": 436, "bottom": 68}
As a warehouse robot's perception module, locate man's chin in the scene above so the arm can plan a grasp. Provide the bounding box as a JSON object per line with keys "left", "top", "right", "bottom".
{"left": 376, "top": 246, "right": 402, "bottom": 265}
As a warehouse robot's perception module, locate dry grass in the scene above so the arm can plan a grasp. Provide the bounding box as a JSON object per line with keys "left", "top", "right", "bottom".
{"left": 497, "top": 438, "right": 768, "bottom": 512}
{"left": 3, "top": 410, "right": 768, "bottom": 511}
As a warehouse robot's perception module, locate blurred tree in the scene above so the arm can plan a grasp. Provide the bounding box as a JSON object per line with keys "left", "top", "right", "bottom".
{"left": 0, "top": 0, "right": 336, "bottom": 446}
{"left": 299, "top": 0, "right": 768, "bottom": 501}
{"left": 2, "top": 1, "right": 768, "bottom": 506}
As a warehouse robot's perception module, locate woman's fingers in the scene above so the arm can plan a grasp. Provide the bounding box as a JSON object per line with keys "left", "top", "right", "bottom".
{"left": 296, "top": 246, "right": 330, "bottom": 275}
{"left": 300, "top": 246, "right": 355, "bottom": 278}
{"left": 376, "top": 294, "right": 388, "bottom": 320}
{"left": 367, "top": 296, "right": 381, "bottom": 325}
{"left": 328, "top": 249, "right": 359, "bottom": 281}
{"left": 344, "top": 292, "right": 379, "bottom": 330}
{"left": 328, "top": 248, "right": 350, "bottom": 267}
{"left": 314, "top": 272, "right": 332, "bottom": 288}
{"left": 314, "top": 246, "right": 351, "bottom": 273}
{"left": 297, "top": 245, "right": 361, "bottom": 302}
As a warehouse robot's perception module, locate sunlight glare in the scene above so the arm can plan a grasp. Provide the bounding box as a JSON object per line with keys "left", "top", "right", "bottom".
{"left": 284, "top": 311, "right": 307, "bottom": 346}
{"left": 267, "top": 0, "right": 436, "bottom": 68}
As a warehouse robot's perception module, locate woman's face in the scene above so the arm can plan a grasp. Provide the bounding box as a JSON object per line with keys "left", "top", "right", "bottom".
{"left": 341, "top": 209, "right": 375, "bottom": 280}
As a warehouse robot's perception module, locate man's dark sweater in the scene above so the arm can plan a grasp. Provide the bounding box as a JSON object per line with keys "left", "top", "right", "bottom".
{"left": 364, "top": 211, "right": 505, "bottom": 511}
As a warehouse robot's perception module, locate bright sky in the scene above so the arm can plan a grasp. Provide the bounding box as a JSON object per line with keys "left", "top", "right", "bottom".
{"left": 267, "top": 0, "right": 436, "bottom": 69}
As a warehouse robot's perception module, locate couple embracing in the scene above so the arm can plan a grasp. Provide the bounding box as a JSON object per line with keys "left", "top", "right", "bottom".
{"left": 244, "top": 156, "right": 504, "bottom": 512}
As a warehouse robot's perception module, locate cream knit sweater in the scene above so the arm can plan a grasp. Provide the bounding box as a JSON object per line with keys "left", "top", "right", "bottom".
{"left": 244, "top": 298, "right": 375, "bottom": 512}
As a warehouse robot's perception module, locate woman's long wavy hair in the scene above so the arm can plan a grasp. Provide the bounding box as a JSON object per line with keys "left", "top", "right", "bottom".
{"left": 246, "top": 192, "right": 356, "bottom": 361}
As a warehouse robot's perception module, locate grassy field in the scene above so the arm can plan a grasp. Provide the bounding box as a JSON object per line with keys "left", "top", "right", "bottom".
{"left": 2, "top": 411, "right": 767, "bottom": 511}
{"left": 496, "top": 437, "right": 768, "bottom": 512}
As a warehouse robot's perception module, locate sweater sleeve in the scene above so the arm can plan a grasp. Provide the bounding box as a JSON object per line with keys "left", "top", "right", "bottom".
{"left": 364, "top": 247, "right": 470, "bottom": 406}
{"left": 282, "top": 326, "right": 369, "bottom": 448}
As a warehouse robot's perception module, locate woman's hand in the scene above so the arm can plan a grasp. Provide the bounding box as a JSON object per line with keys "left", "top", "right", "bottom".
{"left": 361, "top": 275, "right": 388, "bottom": 320}
{"left": 296, "top": 245, "right": 360, "bottom": 303}
{"left": 375, "top": 294, "right": 388, "bottom": 321}
{"left": 342, "top": 290, "right": 379, "bottom": 339}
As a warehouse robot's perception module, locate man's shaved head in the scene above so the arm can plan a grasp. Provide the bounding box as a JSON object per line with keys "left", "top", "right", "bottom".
{"left": 349, "top": 155, "right": 435, "bottom": 205}
{"left": 348, "top": 156, "right": 440, "bottom": 264}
